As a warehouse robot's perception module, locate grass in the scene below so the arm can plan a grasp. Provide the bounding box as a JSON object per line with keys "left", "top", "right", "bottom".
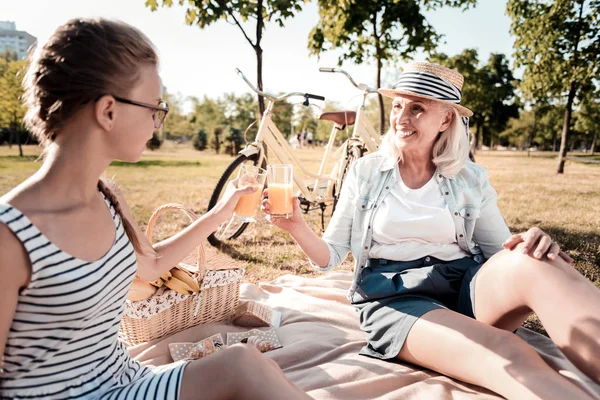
{"left": 1, "top": 143, "right": 599, "bottom": 335}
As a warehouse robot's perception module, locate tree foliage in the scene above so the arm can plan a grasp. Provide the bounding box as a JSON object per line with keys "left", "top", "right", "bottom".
{"left": 309, "top": 0, "right": 477, "bottom": 134}
{"left": 145, "top": 0, "right": 306, "bottom": 116}
{"left": 507, "top": 0, "right": 600, "bottom": 172}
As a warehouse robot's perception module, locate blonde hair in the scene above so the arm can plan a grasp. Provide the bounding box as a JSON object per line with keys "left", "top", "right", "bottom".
{"left": 22, "top": 18, "right": 158, "bottom": 254}
{"left": 381, "top": 104, "right": 470, "bottom": 177}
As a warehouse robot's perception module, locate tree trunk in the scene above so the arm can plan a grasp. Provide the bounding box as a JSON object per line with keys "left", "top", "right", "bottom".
{"left": 14, "top": 126, "right": 22, "bottom": 157}
{"left": 476, "top": 123, "right": 482, "bottom": 150}
{"left": 377, "top": 63, "right": 385, "bottom": 135}
{"left": 255, "top": 0, "right": 265, "bottom": 117}
{"left": 557, "top": 0, "right": 585, "bottom": 173}
{"left": 373, "top": 9, "right": 385, "bottom": 135}
{"left": 591, "top": 131, "right": 596, "bottom": 155}
{"left": 527, "top": 109, "right": 538, "bottom": 157}
{"left": 557, "top": 80, "right": 576, "bottom": 174}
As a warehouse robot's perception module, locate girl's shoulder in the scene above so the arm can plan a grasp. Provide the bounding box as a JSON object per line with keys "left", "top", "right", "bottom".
{"left": 0, "top": 206, "right": 32, "bottom": 290}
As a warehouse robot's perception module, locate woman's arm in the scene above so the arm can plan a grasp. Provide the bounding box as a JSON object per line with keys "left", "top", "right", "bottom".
{"left": 472, "top": 170, "right": 512, "bottom": 259}
{"left": 106, "top": 180, "right": 256, "bottom": 282}
{"left": 0, "top": 224, "right": 31, "bottom": 375}
{"left": 266, "top": 198, "right": 331, "bottom": 267}
{"left": 263, "top": 162, "right": 358, "bottom": 270}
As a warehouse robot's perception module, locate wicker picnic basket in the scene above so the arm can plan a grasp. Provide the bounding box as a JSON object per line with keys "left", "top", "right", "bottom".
{"left": 119, "top": 203, "right": 245, "bottom": 346}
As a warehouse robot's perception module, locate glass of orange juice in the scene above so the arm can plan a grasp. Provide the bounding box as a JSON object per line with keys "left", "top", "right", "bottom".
{"left": 267, "top": 164, "right": 293, "bottom": 218}
{"left": 234, "top": 164, "right": 267, "bottom": 222}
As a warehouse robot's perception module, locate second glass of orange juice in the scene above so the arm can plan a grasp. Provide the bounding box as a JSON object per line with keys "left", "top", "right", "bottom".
{"left": 267, "top": 164, "right": 293, "bottom": 218}
{"left": 234, "top": 164, "right": 267, "bottom": 222}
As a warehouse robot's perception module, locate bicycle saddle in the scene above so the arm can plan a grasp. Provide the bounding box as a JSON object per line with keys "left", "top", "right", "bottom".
{"left": 318, "top": 111, "right": 356, "bottom": 126}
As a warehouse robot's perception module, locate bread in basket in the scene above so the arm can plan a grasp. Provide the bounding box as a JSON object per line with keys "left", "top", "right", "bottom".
{"left": 119, "top": 203, "right": 245, "bottom": 346}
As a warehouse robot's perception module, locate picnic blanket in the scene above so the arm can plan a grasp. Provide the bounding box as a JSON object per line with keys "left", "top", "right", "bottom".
{"left": 127, "top": 271, "right": 600, "bottom": 399}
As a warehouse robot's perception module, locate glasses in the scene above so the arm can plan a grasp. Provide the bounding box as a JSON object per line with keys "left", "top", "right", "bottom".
{"left": 113, "top": 96, "right": 169, "bottom": 129}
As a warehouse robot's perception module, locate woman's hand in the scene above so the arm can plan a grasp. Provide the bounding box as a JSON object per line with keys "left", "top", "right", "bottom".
{"left": 261, "top": 188, "right": 305, "bottom": 233}
{"left": 213, "top": 177, "right": 259, "bottom": 221}
{"left": 502, "top": 227, "right": 573, "bottom": 264}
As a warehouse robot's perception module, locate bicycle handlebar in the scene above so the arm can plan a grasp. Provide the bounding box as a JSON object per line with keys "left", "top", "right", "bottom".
{"left": 319, "top": 67, "right": 379, "bottom": 94}
{"left": 235, "top": 68, "right": 325, "bottom": 103}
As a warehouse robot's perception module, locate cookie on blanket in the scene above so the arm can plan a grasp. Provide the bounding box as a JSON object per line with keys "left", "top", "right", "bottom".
{"left": 227, "top": 328, "right": 282, "bottom": 351}
{"left": 168, "top": 333, "right": 225, "bottom": 362}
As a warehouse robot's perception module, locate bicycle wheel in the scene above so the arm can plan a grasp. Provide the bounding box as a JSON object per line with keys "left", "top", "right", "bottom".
{"left": 207, "top": 152, "right": 266, "bottom": 247}
{"left": 332, "top": 144, "right": 364, "bottom": 213}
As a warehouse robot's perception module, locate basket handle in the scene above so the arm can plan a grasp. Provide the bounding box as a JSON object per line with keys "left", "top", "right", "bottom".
{"left": 145, "top": 203, "right": 207, "bottom": 279}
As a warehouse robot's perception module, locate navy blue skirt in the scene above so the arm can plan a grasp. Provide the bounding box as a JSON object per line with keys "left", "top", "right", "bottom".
{"left": 351, "top": 255, "right": 483, "bottom": 359}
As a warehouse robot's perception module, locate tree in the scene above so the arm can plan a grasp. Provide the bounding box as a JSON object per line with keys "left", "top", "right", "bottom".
{"left": 146, "top": 0, "right": 306, "bottom": 117}
{"left": 271, "top": 99, "right": 294, "bottom": 139}
{"left": 146, "top": 132, "right": 163, "bottom": 150}
{"left": 575, "top": 89, "right": 600, "bottom": 154}
{"left": 225, "top": 127, "right": 244, "bottom": 156}
{"left": 294, "top": 104, "right": 318, "bottom": 140}
{"left": 430, "top": 50, "right": 520, "bottom": 151}
{"left": 507, "top": 0, "right": 600, "bottom": 173}
{"left": 190, "top": 96, "right": 226, "bottom": 142}
{"left": 222, "top": 92, "right": 259, "bottom": 144}
{"left": 212, "top": 126, "right": 223, "bottom": 154}
{"left": 0, "top": 59, "right": 27, "bottom": 156}
{"left": 193, "top": 128, "right": 208, "bottom": 151}
{"left": 308, "top": 0, "right": 476, "bottom": 135}
{"left": 162, "top": 92, "right": 195, "bottom": 139}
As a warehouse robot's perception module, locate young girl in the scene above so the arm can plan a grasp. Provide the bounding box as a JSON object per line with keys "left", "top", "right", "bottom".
{"left": 0, "top": 18, "right": 310, "bottom": 400}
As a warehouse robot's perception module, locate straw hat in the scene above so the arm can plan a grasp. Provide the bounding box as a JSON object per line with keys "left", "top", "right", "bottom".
{"left": 379, "top": 62, "right": 473, "bottom": 117}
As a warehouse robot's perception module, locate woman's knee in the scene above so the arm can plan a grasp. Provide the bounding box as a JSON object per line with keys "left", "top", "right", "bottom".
{"left": 490, "top": 243, "right": 575, "bottom": 283}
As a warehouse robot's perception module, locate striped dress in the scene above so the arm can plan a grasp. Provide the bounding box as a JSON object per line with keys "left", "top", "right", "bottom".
{"left": 0, "top": 196, "right": 188, "bottom": 400}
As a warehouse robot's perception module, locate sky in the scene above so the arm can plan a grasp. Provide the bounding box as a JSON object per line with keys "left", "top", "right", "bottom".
{"left": 1, "top": 0, "right": 516, "bottom": 113}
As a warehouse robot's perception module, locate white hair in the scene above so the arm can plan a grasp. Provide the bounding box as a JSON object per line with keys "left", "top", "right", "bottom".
{"left": 380, "top": 105, "right": 470, "bottom": 177}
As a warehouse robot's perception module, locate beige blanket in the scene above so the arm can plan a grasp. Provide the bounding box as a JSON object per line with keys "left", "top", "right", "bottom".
{"left": 127, "top": 271, "right": 600, "bottom": 399}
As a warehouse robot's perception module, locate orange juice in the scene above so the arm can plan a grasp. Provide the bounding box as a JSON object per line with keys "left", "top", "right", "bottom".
{"left": 268, "top": 183, "right": 293, "bottom": 216}
{"left": 234, "top": 184, "right": 262, "bottom": 220}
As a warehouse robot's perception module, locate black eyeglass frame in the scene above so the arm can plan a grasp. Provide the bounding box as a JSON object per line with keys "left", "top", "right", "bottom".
{"left": 113, "top": 96, "right": 169, "bottom": 129}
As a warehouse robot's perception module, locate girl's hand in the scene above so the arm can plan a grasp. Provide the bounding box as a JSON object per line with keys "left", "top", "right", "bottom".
{"left": 502, "top": 227, "right": 573, "bottom": 264}
{"left": 214, "top": 177, "right": 259, "bottom": 221}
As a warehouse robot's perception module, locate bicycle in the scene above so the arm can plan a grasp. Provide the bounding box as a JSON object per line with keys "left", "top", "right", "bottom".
{"left": 207, "top": 67, "right": 381, "bottom": 247}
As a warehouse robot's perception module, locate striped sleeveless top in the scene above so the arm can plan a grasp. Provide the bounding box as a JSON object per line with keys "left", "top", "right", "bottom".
{"left": 0, "top": 196, "right": 188, "bottom": 399}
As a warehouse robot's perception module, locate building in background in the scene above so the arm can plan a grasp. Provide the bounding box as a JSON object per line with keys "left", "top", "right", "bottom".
{"left": 0, "top": 21, "right": 36, "bottom": 60}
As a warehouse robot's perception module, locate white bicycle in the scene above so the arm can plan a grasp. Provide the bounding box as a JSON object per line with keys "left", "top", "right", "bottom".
{"left": 207, "top": 67, "right": 381, "bottom": 246}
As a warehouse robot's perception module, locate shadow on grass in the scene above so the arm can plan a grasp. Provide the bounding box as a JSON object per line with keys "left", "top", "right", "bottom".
{"left": 0, "top": 155, "right": 39, "bottom": 162}
{"left": 109, "top": 160, "right": 202, "bottom": 168}
{"left": 210, "top": 241, "right": 266, "bottom": 265}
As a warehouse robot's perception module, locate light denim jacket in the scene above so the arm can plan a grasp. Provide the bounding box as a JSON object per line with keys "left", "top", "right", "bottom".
{"left": 313, "top": 151, "right": 511, "bottom": 300}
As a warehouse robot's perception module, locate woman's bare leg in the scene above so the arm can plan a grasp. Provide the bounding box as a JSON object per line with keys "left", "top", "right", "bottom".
{"left": 397, "top": 309, "right": 594, "bottom": 400}
{"left": 179, "top": 344, "right": 311, "bottom": 400}
{"left": 474, "top": 243, "right": 600, "bottom": 382}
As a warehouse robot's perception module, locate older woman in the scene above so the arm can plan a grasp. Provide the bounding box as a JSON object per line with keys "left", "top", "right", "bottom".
{"left": 263, "top": 62, "right": 600, "bottom": 400}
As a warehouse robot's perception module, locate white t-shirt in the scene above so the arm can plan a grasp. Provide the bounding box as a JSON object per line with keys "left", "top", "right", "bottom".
{"left": 369, "top": 171, "right": 469, "bottom": 261}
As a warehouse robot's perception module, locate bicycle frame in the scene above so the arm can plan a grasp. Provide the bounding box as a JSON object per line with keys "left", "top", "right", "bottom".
{"left": 234, "top": 67, "right": 381, "bottom": 208}
{"left": 249, "top": 99, "right": 335, "bottom": 205}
